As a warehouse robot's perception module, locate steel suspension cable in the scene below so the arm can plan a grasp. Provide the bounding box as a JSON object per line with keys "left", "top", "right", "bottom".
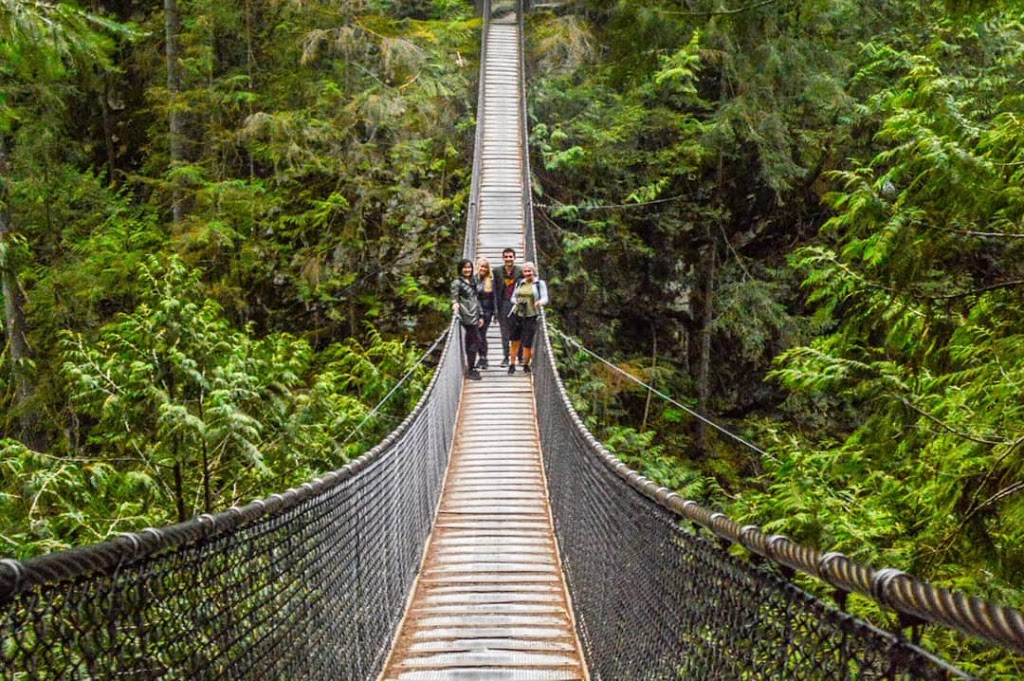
{"left": 548, "top": 323, "right": 771, "bottom": 459}
{"left": 338, "top": 327, "right": 450, "bottom": 449}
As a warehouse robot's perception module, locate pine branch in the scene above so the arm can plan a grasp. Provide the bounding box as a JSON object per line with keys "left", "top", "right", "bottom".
{"left": 662, "top": 0, "right": 778, "bottom": 17}
{"left": 898, "top": 396, "right": 1008, "bottom": 446}
{"left": 929, "top": 439, "right": 1024, "bottom": 568}
{"left": 926, "top": 280, "right": 1024, "bottom": 300}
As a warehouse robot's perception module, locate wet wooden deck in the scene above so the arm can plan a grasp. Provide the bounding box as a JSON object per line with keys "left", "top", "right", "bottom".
{"left": 379, "top": 11, "right": 587, "bottom": 681}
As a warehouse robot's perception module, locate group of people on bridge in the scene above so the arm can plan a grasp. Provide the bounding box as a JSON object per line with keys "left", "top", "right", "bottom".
{"left": 451, "top": 247, "right": 548, "bottom": 380}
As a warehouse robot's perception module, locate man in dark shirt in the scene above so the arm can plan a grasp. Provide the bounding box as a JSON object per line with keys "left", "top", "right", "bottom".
{"left": 495, "top": 247, "right": 523, "bottom": 367}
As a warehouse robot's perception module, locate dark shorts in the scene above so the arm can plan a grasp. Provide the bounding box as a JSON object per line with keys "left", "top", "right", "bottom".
{"left": 509, "top": 315, "right": 538, "bottom": 348}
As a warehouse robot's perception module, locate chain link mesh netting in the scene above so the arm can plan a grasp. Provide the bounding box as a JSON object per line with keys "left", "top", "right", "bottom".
{"left": 532, "top": 324, "right": 974, "bottom": 681}
{"left": 1, "top": 324, "right": 462, "bottom": 680}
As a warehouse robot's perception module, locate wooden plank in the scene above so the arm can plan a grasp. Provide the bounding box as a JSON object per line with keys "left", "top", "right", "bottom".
{"left": 379, "top": 14, "right": 586, "bottom": 681}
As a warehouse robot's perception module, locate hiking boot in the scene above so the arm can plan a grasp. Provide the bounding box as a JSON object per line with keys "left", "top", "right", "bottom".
{"left": 467, "top": 369, "right": 482, "bottom": 380}
{"left": 478, "top": 358, "right": 489, "bottom": 370}
{"left": 522, "top": 364, "right": 531, "bottom": 374}
{"left": 507, "top": 365, "right": 516, "bottom": 375}
{"left": 500, "top": 357, "right": 509, "bottom": 367}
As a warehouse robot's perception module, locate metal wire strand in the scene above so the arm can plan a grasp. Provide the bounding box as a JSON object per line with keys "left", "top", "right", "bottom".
{"left": 337, "top": 328, "right": 450, "bottom": 448}
{"left": 548, "top": 324, "right": 772, "bottom": 459}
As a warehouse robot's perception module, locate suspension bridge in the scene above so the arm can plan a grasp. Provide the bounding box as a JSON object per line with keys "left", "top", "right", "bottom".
{"left": 3, "top": 2, "right": 1024, "bottom": 679}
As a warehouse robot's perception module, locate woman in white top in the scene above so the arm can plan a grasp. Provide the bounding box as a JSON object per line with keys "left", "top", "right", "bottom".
{"left": 508, "top": 261, "right": 548, "bottom": 375}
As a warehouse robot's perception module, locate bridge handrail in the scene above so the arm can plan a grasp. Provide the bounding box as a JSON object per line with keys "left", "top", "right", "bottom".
{"left": 534, "top": 319, "right": 980, "bottom": 677}
{"left": 535, "top": 319, "right": 1024, "bottom": 656}
{"left": 1, "top": 320, "right": 463, "bottom": 679}
{"left": 0, "top": 325, "right": 452, "bottom": 602}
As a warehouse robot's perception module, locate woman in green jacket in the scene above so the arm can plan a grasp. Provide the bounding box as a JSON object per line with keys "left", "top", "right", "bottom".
{"left": 451, "top": 258, "right": 485, "bottom": 380}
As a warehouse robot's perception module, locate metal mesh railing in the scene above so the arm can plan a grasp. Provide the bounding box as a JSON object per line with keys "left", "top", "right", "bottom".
{"left": 531, "top": 323, "right": 992, "bottom": 680}
{"left": 1, "top": 323, "right": 462, "bottom": 680}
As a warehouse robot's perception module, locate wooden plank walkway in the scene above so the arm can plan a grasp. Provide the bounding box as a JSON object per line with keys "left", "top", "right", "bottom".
{"left": 379, "top": 12, "right": 587, "bottom": 681}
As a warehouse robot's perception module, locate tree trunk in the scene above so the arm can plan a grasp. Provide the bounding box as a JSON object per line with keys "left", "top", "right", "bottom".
{"left": 199, "top": 391, "right": 212, "bottom": 514}
{"left": 245, "top": 0, "right": 256, "bottom": 179}
{"left": 164, "top": 0, "right": 185, "bottom": 223}
{"left": 694, "top": 135, "right": 727, "bottom": 457}
{"left": 99, "top": 83, "right": 117, "bottom": 184}
{"left": 694, "top": 246, "right": 715, "bottom": 456}
{"left": 0, "top": 139, "right": 42, "bottom": 449}
{"left": 640, "top": 325, "right": 656, "bottom": 433}
{"left": 173, "top": 458, "right": 187, "bottom": 522}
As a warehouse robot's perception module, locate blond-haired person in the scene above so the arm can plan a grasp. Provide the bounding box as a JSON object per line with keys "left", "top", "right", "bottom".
{"left": 476, "top": 257, "right": 497, "bottom": 370}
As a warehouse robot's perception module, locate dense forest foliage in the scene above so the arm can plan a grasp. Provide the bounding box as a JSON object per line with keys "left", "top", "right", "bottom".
{"left": 527, "top": 0, "right": 1024, "bottom": 672}
{"left": 0, "top": 0, "right": 474, "bottom": 556}
{"left": 2, "top": 0, "right": 1024, "bottom": 673}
